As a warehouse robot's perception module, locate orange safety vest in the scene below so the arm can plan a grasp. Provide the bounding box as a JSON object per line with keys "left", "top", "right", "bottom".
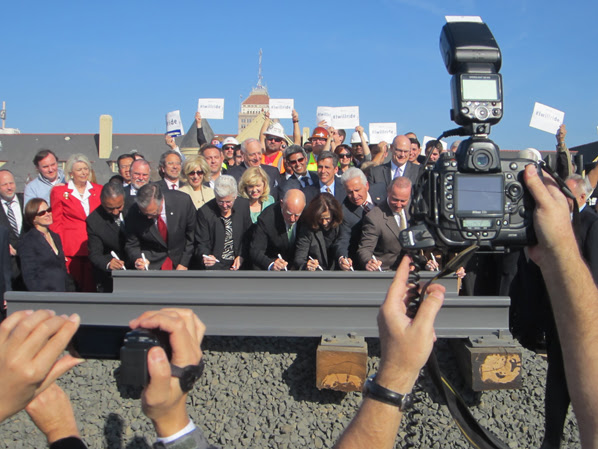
{"left": 262, "top": 151, "right": 285, "bottom": 173}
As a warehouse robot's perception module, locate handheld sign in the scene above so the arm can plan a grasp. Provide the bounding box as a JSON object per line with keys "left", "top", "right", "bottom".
{"left": 369, "top": 123, "right": 397, "bottom": 144}
{"left": 197, "top": 98, "right": 225, "bottom": 120}
{"left": 529, "top": 102, "right": 564, "bottom": 134}
{"left": 166, "top": 110, "right": 184, "bottom": 137}
{"left": 269, "top": 99, "right": 294, "bottom": 119}
{"left": 317, "top": 106, "right": 360, "bottom": 129}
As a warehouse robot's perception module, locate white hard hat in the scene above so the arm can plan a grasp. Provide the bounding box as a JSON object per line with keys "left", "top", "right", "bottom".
{"left": 222, "top": 137, "right": 239, "bottom": 147}
{"left": 265, "top": 122, "right": 285, "bottom": 139}
{"left": 350, "top": 131, "right": 368, "bottom": 144}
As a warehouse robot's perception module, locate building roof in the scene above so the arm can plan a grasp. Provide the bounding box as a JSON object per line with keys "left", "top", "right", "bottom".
{"left": 242, "top": 94, "right": 270, "bottom": 106}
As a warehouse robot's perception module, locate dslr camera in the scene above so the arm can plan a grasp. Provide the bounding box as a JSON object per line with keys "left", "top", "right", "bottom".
{"left": 401, "top": 18, "right": 536, "bottom": 251}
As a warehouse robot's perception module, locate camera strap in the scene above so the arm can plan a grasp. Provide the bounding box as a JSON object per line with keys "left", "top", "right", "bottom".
{"left": 426, "top": 350, "right": 510, "bottom": 449}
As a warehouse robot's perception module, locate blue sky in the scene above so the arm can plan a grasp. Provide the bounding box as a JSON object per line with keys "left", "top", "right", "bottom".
{"left": 3, "top": 0, "right": 597, "bottom": 151}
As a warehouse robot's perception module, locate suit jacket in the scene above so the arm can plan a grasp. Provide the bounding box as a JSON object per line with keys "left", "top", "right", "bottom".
{"left": 123, "top": 184, "right": 137, "bottom": 215}
{"left": 0, "top": 193, "right": 27, "bottom": 288}
{"left": 0, "top": 193, "right": 25, "bottom": 247}
{"left": 367, "top": 161, "right": 420, "bottom": 188}
{"left": 0, "top": 225, "right": 11, "bottom": 317}
{"left": 333, "top": 182, "right": 387, "bottom": 267}
{"left": 86, "top": 206, "right": 127, "bottom": 292}
{"left": 49, "top": 183, "right": 102, "bottom": 257}
{"left": 155, "top": 179, "right": 188, "bottom": 193}
{"left": 294, "top": 225, "right": 341, "bottom": 270}
{"left": 18, "top": 228, "right": 67, "bottom": 292}
{"left": 125, "top": 190, "right": 196, "bottom": 269}
{"left": 195, "top": 197, "right": 252, "bottom": 269}
{"left": 357, "top": 200, "right": 408, "bottom": 271}
{"left": 227, "top": 163, "right": 281, "bottom": 201}
{"left": 278, "top": 172, "right": 320, "bottom": 204}
{"left": 250, "top": 203, "right": 298, "bottom": 270}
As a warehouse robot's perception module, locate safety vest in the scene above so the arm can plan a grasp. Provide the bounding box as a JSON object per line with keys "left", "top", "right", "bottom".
{"left": 262, "top": 151, "right": 285, "bottom": 173}
{"left": 307, "top": 152, "right": 318, "bottom": 172}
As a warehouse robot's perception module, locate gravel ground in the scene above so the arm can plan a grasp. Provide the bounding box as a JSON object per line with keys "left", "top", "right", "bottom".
{"left": 0, "top": 338, "right": 579, "bottom": 449}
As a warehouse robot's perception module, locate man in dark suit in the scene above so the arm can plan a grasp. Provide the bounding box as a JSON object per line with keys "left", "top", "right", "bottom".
{"left": 357, "top": 177, "right": 412, "bottom": 271}
{"left": 86, "top": 182, "right": 127, "bottom": 292}
{"left": 250, "top": 189, "right": 306, "bottom": 270}
{"left": 124, "top": 159, "right": 152, "bottom": 214}
{"left": 226, "top": 138, "right": 281, "bottom": 200}
{"left": 156, "top": 150, "right": 187, "bottom": 192}
{"left": 0, "top": 169, "right": 26, "bottom": 290}
{"left": 367, "top": 135, "right": 420, "bottom": 188}
{"left": 277, "top": 145, "right": 319, "bottom": 200}
{"left": 334, "top": 168, "right": 386, "bottom": 270}
{"left": 314, "top": 151, "right": 346, "bottom": 204}
{"left": 0, "top": 225, "right": 12, "bottom": 320}
{"left": 125, "top": 183, "right": 196, "bottom": 270}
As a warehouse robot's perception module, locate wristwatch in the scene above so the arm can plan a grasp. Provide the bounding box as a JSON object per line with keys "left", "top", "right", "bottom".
{"left": 363, "top": 375, "right": 413, "bottom": 411}
{"left": 170, "top": 359, "right": 205, "bottom": 392}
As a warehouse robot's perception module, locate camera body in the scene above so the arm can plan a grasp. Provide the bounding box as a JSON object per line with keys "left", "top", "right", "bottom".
{"left": 400, "top": 18, "right": 536, "bottom": 251}
{"left": 120, "top": 329, "right": 171, "bottom": 388}
{"left": 411, "top": 142, "right": 535, "bottom": 249}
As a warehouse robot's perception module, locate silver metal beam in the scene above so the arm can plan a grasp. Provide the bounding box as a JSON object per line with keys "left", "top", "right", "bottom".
{"left": 5, "top": 271, "right": 510, "bottom": 339}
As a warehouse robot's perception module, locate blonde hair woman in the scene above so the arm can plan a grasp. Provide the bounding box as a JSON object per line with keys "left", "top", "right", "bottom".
{"left": 179, "top": 155, "right": 215, "bottom": 209}
{"left": 238, "top": 166, "right": 274, "bottom": 223}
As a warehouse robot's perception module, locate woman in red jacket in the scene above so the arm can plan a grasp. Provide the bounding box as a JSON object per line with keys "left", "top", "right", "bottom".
{"left": 50, "top": 153, "right": 101, "bottom": 292}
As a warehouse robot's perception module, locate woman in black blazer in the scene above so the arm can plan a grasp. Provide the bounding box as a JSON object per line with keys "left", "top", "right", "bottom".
{"left": 294, "top": 193, "right": 344, "bottom": 271}
{"left": 18, "top": 198, "right": 68, "bottom": 291}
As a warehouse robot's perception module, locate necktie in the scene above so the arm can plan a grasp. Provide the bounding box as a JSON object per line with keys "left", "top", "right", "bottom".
{"left": 4, "top": 201, "right": 19, "bottom": 236}
{"left": 287, "top": 223, "right": 295, "bottom": 243}
{"left": 363, "top": 202, "right": 372, "bottom": 213}
{"left": 171, "top": 184, "right": 176, "bottom": 190}
{"left": 394, "top": 166, "right": 402, "bottom": 179}
{"left": 399, "top": 211, "right": 407, "bottom": 231}
{"left": 301, "top": 176, "right": 310, "bottom": 187}
{"left": 157, "top": 216, "right": 173, "bottom": 270}
{"left": 326, "top": 186, "right": 332, "bottom": 194}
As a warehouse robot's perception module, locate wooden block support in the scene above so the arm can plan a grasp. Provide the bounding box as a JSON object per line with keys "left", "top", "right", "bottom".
{"left": 450, "top": 338, "right": 523, "bottom": 391}
{"left": 316, "top": 334, "right": 368, "bottom": 392}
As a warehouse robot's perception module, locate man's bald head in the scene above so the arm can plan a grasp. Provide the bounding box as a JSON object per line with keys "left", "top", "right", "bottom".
{"left": 391, "top": 135, "right": 411, "bottom": 167}
{"left": 281, "top": 189, "right": 306, "bottom": 226}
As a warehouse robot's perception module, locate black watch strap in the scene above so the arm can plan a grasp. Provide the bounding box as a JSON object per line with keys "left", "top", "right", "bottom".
{"left": 170, "top": 358, "right": 205, "bottom": 392}
{"left": 363, "top": 375, "right": 413, "bottom": 411}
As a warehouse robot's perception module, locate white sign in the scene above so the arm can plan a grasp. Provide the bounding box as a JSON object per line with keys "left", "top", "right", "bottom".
{"left": 423, "top": 136, "right": 448, "bottom": 153}
{"left": 166, "top": 110, "right": 184, "bottom": 137}
{"left": 529, "top": 102, "right": 564, "bottom": 135}
{"left": 269, "top": 99, "right": 294, "bottom": 119}
{"left": 197, "top": 98, "right": 225, "bottom": 120}
{"left": 369, "top": 123, "right": 397, "bottom": 144}
{"left": 317, "top": 106, "right": 360, "bottom": 129}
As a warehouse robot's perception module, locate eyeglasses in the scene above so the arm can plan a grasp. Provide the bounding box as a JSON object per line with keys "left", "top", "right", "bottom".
{"left": 266, "top": 136, "right": 283, "bottom": 142}
{"left": 223, "top": 146, "right": 235, "bottom": 151}
{"left": 36, "top": 207, "right": 52, "bottom": 217}
{"left": 187, "top": 170, "right": 204, "bottom": 177}
{"left": 216, "top": 199, "right": 234, "bottom": 206}
{"left": 395, "top": 150, "right": 410, "bottom": 155}
{"left": 288, "top": 157, "right": 306, "bottom": 165}
{"left": 338, "top": 153, "right": 351, "bottom": 158}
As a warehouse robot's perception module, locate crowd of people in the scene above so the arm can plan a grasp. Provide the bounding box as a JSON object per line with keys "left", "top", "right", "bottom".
{"left": 0, "top": 113, "right": 596, "bottom": 447}
{"left": 0, "top": 110, "right": 461, "bottom": 303}
{"left": 1, "top": 161, "right": 598, "bottom": 448}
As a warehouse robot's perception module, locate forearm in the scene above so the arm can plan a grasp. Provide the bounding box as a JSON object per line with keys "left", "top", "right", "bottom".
{"left": 538, "top": 245, "right": 598, "bottom": 446}
{"left": 334, "top": 366, "right": 415, "bottom": 449}
{"left": 293, "top": 120, "right": 301, "bottom": 145}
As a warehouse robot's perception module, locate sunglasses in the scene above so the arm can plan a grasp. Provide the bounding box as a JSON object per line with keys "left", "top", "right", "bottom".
{"left": 188, "top": 170, "right": 204, "bottom": 176}
{"left": 266, "top": 136, "right": 283, "bottom": 142}
{"left": 223, "top": 146, "right": 236, "bottom": 151}
{"left": 288, "top": 157, "right": 306, "bottom": 165}
{"left": 338, "top": 153, "right": 351, "bottom": 158}
{"left": 36, "top": 207, "right": 52, "bottom": 217}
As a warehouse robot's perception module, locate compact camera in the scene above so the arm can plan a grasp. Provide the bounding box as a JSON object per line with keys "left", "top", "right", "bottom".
{"left": 400, "top": 18, "right": 536, "bottom": 251}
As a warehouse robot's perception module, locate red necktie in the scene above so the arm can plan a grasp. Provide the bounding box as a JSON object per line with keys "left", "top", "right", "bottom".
{"left": 157, "top": 216, "right": 173, "bottom": 270}
{"left": 171, "top": 184, "right": 176, "bottom": 190}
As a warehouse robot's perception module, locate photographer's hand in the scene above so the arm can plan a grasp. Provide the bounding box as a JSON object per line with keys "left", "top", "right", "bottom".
{"left": 334, "top": 256, "right": 444, "bottom": 449}
{"left": 129, "top": 308, "right": 205, "bottom": 438}
{"left": 0, "top": 310, "right": 82, "bottom": 422}
{"left": 25, "top": 383, "right": 81, "bottom": 445}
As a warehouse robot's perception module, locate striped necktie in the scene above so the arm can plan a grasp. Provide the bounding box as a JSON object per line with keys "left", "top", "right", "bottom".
{"left": 4, "top": 201, "right": 19, "bottom": 236}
